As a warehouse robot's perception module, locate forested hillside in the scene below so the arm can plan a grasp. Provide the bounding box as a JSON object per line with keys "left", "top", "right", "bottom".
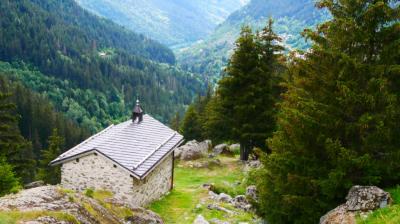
{"left": 0, "top": 74, "right": 89, "bottom": 186}
{"left": 0, "top": 0, "right": 205, "bottom": 130}
{"left": 76, "top": 0, "right": 249, "bottom": 46}
{"left": 176, "top": 0, "right": 330, "bottom": 81}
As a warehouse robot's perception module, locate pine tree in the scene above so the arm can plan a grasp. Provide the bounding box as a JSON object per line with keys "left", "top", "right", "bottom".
{"left": 180, "top": 105, "right": 202, "bottom": 141}
{"left": 37, "top": 129, "right": 64, "bottom": 185}
{"left": 217, "top": 23, "right": 284, "bottom": 160}
{"left": 170, "top": 112, "right": 181, "bottom": 131}
{"left": 257, "top": 1, "right": 400, "bottom": 223}
{"left": 0, "top": 89, "right": 35, "bottom": 184}
{"left": 0, "top": 157, "right": 20, "bottom": 197}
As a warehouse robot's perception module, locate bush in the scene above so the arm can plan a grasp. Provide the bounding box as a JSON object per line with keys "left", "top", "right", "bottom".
{"left": 0, "top": 159, "right": 21, "bottom": 197}
{"left": 84, "top": 188, "right": 94, "bottom": 198}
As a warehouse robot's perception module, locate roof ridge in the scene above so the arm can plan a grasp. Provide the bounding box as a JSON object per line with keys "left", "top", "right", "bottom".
{"left": 133, "top": 131, "right": 177, "bottom": 169}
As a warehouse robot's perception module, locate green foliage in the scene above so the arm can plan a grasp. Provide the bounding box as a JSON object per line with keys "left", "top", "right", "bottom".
{"left": 37, "top": 129, "right": 64, "bottom": 185}
{"left": 0, "top": 87, "right": 35, "bottom": 184}
{"left": 216, "top": 21, "right": 284, "bottom": 159}
{"left": 256, "top": 1, "right": 400, "bottom": 223}
{"left": 0, "top": 74, "right": 88, "bottom": 184}
{"left": 0, "top": 158, "right": 21, "bottom": 197}
{"left": 176, "top": 0, "right": 331, "bottom": 80}
{"left": 0, "top": 0, "right": 205, "bottom": 127}
{"left": 180, "top": 106, "right": 202, "bottom": 141}
{"left": 180, "top": 85, "right": 214, "bottom": 141}
{"left": 169, "top": 112, "right": 181, "bottom": 132}
{"left": 84, "top": 188, "right": 94, "bottom": 198}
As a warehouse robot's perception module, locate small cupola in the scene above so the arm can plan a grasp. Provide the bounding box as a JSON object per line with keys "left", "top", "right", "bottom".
{"left": 132, "top": 99, "right": 144, "bottom": 123}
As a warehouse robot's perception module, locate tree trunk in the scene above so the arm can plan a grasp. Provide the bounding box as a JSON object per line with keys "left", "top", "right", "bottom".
{"left": 240, "top": 143, "right": 249, "bottom": 161}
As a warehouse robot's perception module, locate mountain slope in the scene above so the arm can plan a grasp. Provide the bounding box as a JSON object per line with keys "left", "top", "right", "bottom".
{"left": 0, "top": 0, "right": 204, "bottom": 130}
{"left": 176, "top": 0, "right": 330, "bottom": 81}
{"left": 75, "top": 0, "right": 249, "bottom": 46}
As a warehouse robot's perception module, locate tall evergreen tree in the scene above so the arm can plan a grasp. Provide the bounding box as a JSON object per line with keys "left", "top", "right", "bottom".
{"left": 170, "top": 112, "right": 181, "bottom": 132}
{"left": 256, "top": 1, "right": 400, "bottom": 223}
{"left": 37, "top": 129, "right": 64, "bottom": 185}
{"left": 180, "top": 105, "right": 202, "bottom": 141}
{"left": 0, "top": 89, "right": 35, "bottom": 184}
{"left": 217, "top": 23, "right": 284, "bottom": 160}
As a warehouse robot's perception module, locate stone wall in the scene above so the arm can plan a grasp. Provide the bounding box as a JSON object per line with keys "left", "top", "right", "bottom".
{"left": 61, "top": 152, "right": 173, "bottom": 207}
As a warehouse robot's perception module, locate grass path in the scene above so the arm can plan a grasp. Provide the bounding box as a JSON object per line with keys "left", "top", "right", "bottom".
{"left": 148, "top": 156, "right": 257, "bottom": 224}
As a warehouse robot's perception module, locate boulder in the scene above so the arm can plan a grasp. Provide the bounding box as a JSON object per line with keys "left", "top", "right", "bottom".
{"left": 320, "top": 186, "right": 392, "bottom": 224}
{"left": 126, "top": 207, "right": 164, "bottom": 224}
{"left": 208, "top": 191, "right": 218, "bottom": 200}
{"left": 345, "top": 185, "right": 392, "bottom": 211}
{"left": 213, "top": 144, "right": 228, "bottom": 155}
{"left": 202, "top": 183, "right": 215, "bottom": 191}
{"left": 247, "top": 160, "right": 261, "bottom": 168}
{"left": 194, "top": 215, "right": 209, "bottom": 224}
{"left": 217, "top": 193, "right": 232, "bottom": 203}
{"left": 246, "top": 185, "right": 257, "bottom": 201}
{"left": 177, "top": 140, "right": 211, "bottom": 160}
{"left": 230, "top": 195, "right": 252, "bottom": 212}
{"left": 24, "top": 181, "right": 45, "bottom": 189}
{"left": 207, "top": 204, "right": 235, "bottom": 214}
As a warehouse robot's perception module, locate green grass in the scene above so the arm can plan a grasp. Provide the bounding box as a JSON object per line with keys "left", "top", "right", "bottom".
{"left": 148, "top": 156, "right": 256, "bottom": 224}
{"left": 0, "top": 211, "right": 79, "bottom": 224}
{"left": 357, "top": 186, "right": 400, "bottom": 224}
{"left": 92, "top": 190, "right": 133, "bottom": 219}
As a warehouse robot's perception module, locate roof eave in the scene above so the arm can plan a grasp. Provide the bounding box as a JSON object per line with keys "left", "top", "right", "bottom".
{"left": 49, "top": 148, "right": 142, "bottom": 180}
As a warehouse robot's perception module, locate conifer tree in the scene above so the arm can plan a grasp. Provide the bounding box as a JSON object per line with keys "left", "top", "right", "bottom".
{"left": 170, "top": 112, "right": 181, "bottom": 132}
{"left": 37, "top": 129, "right": 64, "bottom": 185}
{"left": 256, "top": 1, "right": 400, "bottom": 223}
{"left": 180, "top": 105, "right": 202, "bottom": 141}
{"left": 0, "top": 90, "right": 35, "bottom": 184}
{"left": 0, "top": 157, "right": 20, "bottom": 196}
{"left": 218, "top": 23, "right": 284, "bottom": 160}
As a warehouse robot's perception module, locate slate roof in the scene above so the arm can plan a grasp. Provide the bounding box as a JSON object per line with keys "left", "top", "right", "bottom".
{"left": 50, "top": 114, "right": 184, "bottom": 179}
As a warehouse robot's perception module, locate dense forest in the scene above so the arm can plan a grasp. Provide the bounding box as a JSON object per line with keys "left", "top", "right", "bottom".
{"left": 0, "top": 74, "right": 89, "bottom": 194}
{"left": 179, "top": 0, "right": 400, "bottom": 223}
{"left": 0, "top": 0, "right": 205, "bottom": 130}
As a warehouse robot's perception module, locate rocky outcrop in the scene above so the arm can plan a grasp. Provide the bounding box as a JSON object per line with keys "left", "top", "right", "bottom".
{"left": 320, "top": 186, "right": 392, "bottom": 224}
{"left": 175, "top": 140, "right": 211, "bottom": 160}
{"left": 208, "top": 190, "right": 252, "bottom": 212}
{"left": 212, "top": 144, "right": 228, "bottom": 155}
{"left": 0, "top": 185, "right": 164, "bottom": 224}
{"left": 216, "top": 193, "right": 232, "bottom": 203}
{"left": 230, "top": 195, "right": 252, "bottom": 212}
{"left": 126, "top": 207, "right": 164, "bottom": 224}
{"left": 212, "top": 144, "right": 234, "bottom": 156}
{"left": 246, "top": 185, "right": 257, "bottom": 201}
